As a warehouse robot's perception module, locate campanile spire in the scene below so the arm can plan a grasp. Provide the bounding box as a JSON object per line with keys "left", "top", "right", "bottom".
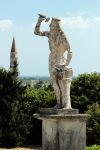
{"left": 10, "top": 37, "right": 18, "bottom": 69}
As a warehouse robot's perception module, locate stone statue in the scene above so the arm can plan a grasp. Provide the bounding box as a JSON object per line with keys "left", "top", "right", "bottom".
{"left": 34, "top": 14, "right": 73, "bottom": 109}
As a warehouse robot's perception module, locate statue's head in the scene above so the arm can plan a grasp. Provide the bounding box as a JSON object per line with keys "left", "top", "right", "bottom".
{"left": 50, "top": 17, "right": 61, "bottom": 32}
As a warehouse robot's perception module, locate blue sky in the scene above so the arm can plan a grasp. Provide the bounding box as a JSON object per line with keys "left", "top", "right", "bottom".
{"left": 0, "top": 0, "right": 100, "bottom": 76}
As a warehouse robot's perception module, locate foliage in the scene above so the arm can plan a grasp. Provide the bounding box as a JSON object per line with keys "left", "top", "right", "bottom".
{"left": 0, "top": 67, "right": 26, "bottom": 147}
{"left": 71, "top": 73, "right": 100, "bottom": 113}
{"left": 86, "top": 103, "right": 100, "bottom": 145}
{"left": 0, "top": 67, "right": 56, "bottom": 147}
{"left": 86, "top": 145, "right": 100, "bottom": 150}
{"left": 0, "top": 69, "right": 100, "bottom": 147}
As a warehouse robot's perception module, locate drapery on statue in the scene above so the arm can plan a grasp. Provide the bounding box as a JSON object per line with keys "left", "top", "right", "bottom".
{"left": 34, "top": 14, "right": 73, "bottom": 109}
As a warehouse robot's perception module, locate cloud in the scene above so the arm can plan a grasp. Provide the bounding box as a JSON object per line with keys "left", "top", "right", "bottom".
{"left": 61, "top": 16, "right": 100, "bottom": 30}
{"left": 65, "top": 11, "right": 89, "bottom": 17}
{"left": 0, "top": 19, "right": 14, "bottom": 30}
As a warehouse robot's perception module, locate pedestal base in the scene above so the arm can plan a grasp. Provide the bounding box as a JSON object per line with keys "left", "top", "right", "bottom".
{"left": 34, "top": 108, "right": 89, "bottom": 150}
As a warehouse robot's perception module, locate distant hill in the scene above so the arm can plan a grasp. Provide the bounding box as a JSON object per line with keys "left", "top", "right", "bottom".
{"left": 20, "top": 76, "right": 50, "bottom": 87}
{"left": 20, "top": 76, "right": 49, "bottom": 81}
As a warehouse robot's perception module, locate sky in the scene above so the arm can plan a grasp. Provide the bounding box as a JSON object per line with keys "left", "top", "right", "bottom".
{"left": 0, "top": 0, "right": 100, "bottom": 77}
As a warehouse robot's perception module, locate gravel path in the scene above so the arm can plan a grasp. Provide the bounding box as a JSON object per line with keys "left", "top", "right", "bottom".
{"left": 0, "top": 146, "right": 41, "bottom": 150}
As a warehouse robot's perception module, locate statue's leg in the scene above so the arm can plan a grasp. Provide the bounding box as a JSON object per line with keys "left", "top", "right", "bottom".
{"left": 50, "top": 76, "right": 62, "bottom": 108}
{"left": 60, "top": 79, "right": 72, "bottom": 109}
{"left": 49, "top": 60, "right": 62, "bottom": 108}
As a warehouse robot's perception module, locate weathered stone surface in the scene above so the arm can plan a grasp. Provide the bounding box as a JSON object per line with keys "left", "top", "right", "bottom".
{"left": 39, "top": 108, "right": 79, "bottom": 115}
{"left": 34, "top": 112, "right": 89, "bottom": 121}
{"left": 34, "top": 15, "right": 73, "bottom": 109}
{"left": 34, "top": 111, "right": 89, "bottom": 150}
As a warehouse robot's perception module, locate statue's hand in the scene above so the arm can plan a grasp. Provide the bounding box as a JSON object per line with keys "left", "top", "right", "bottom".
{"left": 38, "top": 17, "right": 45, "bottom": 22}
{"left": 38, "top": 14, "right": 46, "bottom": 22}
{"left": 38, "top": 14, "right": 46, "bottom": 18}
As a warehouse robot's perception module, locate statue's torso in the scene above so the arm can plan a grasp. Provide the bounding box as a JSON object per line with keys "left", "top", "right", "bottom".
{"left": 48, "top": 32, "right": 66, "bottom": 66}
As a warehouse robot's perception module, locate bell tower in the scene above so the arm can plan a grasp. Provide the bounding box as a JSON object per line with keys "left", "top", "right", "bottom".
{"left": 10, "top": 37, "right": 18, "bottom": 69}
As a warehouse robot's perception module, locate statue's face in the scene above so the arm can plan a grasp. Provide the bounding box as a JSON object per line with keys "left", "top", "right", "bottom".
{"left": 49, "top": 20, "right": 59, "bottom": 32}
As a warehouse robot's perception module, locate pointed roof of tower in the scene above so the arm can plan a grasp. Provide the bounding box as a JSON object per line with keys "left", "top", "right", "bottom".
{"left": 11, "top": 37, "right": 17, "bottom": 52}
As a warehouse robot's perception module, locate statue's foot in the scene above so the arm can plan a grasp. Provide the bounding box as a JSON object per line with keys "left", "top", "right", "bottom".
{"left": 54, "top": 104, "right": 62, "bottom": 109}
{"left": 62, "top": 104, "right": 72, "bottom": 109}
{"left": 63, "top": 106, "right": 72, "bottom": 109}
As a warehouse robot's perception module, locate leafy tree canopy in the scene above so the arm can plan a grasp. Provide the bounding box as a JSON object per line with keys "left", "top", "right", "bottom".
{"left": 71, "top": 73, "right": 100, "bottom": 113}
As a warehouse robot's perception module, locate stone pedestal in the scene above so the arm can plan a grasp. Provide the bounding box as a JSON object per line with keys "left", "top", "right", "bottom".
{"left": 34, "top": 108, "right": 89, "bottom": 150}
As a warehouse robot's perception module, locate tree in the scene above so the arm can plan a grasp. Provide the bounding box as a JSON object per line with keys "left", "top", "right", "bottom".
{"left": 86, "top": 103, "right": 100, "bottom": 145}
{"left": 71, "top": 73, "right": 100, "bottom": 113}
{"left": 0, "top": 68, "right": 26, "bottom": 147}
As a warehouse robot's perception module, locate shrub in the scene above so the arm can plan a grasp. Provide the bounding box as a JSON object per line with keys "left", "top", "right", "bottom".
{"left": 71, "top": 73, "right": 100, "bottom": 113}
{"left": 0, "top": 68, "right": 26, "bottom": 147}
{"left": 86, "top": 145, "right": 100, "bottom": 150}
{"left": 86, "top": 103, "right": 100, "bottom": 145}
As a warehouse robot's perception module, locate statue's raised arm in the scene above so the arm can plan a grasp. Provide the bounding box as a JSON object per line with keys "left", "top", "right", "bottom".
{"left": 34, "top": 14, "right": 50, "bottom": 37}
